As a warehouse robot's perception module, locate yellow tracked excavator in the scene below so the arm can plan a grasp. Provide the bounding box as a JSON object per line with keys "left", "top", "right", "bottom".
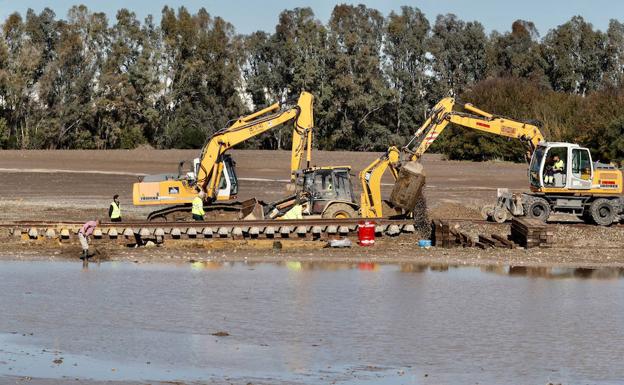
{"left": 359, "top": 97, "right": 624, "bottom": 225}
{"left": 132, "top": 92, "right": 314, "bottom": 221}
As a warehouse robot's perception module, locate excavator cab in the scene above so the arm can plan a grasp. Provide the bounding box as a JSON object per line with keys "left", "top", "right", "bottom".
{"left": 300, "top": 166, "right": 359, "bottom": 218}
{"left": 529, "top": 143, "right": 595, "bottom": 191}
{"left": 215, "top": 155, "right": 239, "bottom": 200}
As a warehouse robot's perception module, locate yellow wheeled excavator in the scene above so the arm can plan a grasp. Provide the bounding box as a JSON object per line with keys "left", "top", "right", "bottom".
{"left": 359, "top": 97, "right": 624, "bottom": 225}
{"left": 132, "top": 91, "right": 314, "bottom": 221}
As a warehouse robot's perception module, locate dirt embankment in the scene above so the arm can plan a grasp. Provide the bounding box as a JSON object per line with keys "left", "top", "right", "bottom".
{"left": 2, "top": 221, "right": 624, "bottom": 268}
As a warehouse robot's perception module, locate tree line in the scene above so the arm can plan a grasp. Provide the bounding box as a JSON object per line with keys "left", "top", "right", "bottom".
{"left": 1, "top": 4, "right": 624, "bottom": 162}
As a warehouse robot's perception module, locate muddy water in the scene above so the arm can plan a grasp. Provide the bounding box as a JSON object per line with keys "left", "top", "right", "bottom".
{"left": 1, "top": 261, "right": 623, "bottom": 384}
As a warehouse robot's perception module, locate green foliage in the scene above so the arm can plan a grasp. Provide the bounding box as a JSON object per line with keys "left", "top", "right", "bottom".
{"left": 0, "top": 118, "right": 9, "bottom": 147}
{"left": 432, "top": 77, "right": 624, "bottom": 163}
{"left": 543, "top": 16, "right": 609, "bottom": 95}
{"left": 320, "top": 4, "right": 390, "bottom": 151}
{"left": 487, "top": 20, "right": 547, "bottom": 84}
{"left": 120, "top": 125, "right": 146, "bottom": 149}
{"left": 428, "top": 14, "right": 488, "bottom": 97}
{"left": 0, "top": 5, "right": 623, "bottom": 164}
{"left": 384, "top": 6, "right": 431, "bottom": 140}
{"left": 243, "top": 7, "right": 328, "bottom": 150}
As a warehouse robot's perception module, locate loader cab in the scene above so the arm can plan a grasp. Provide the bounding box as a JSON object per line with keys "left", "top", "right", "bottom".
{"left": 529, "top": 142, "right": 593, "bottom": 191}
{"left": 301, "top": 166, "right": 357, "bottom": 215}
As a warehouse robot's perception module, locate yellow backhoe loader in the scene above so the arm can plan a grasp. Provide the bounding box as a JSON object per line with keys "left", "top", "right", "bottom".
{"left": 359, "top": 97, "right": 624, "bottom": 225}
{"left": 133, "top": 92, "right": 314, "bottom": 221}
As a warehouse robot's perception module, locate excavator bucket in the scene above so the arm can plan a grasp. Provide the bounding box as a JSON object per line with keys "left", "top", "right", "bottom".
{"left": 239, "top": 198, "right": 265, "bottom": 220}
{"left": 389, "top": 161, "right": 426, "bottom": 212}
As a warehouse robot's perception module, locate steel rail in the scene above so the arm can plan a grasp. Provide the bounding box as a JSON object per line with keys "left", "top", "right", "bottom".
{"left": 0, "top": 218, "right": 417, "bottom": 228}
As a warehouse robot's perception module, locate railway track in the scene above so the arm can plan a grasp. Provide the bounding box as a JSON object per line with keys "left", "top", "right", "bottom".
{"left": 0, "top": 217, "right": 424, "bottom": 242}
{"left": 1, "top": 216, "right": 618, "bottom": 244}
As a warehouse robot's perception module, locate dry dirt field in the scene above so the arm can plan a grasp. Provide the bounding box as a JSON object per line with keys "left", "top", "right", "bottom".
{"left": 3, "top": 149, "right": 623, "bottom": 267}
{"left": 0, "top": 149, "right": 527, "bottom": 222}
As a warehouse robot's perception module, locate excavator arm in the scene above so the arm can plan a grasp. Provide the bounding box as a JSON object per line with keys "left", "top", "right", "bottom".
{"left": 360, "top": 97, "right": 545, "bottom": 218}
{"left": 197, "top": 91, "right": 314, "bottom": 199}
{"left": 133, "top": 91, "right": 314, "bottom": 211}
{"left": 359, "top": 146, "right": 401, "bottom": 218}
{"left": 405, "top": 97, "right": 544, "bottom": 160}
{"left": 289, "top": 92, "right": 314, "bottom": 181}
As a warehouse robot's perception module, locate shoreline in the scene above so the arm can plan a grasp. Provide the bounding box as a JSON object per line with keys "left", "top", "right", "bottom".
{"left": 2, "top": 239, "right": 624, "bottom": 269}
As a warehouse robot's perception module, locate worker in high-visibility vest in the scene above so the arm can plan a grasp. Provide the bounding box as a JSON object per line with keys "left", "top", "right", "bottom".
{"left": 108, "top": 194, "right": 122, "bottom": 222}
{"left": 552, "top": 155, "right": 565, "bottom": 186}
{"left": 553, "top": 156, "right": 565, "bottom": 173}
{"left": 192, "top": 191, "right": 206, "bottom": 221}
{"left": 280, "top": 198, "right": 304, "bottom": 220}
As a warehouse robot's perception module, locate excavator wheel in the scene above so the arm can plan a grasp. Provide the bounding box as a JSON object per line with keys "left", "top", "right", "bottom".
{"left": 322, "top": 203, "right": 357, "bottom": 219}
{"left": 589, "top": 198, "right": 616, "bottom": 226}
{"left": 524, "top": 198, "right": 550, "bottom": 222}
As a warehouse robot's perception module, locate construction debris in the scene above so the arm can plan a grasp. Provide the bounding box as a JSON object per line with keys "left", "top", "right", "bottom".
{"left": 432, "top": 220, "right": 456, "bottom": 248}
{"left": 432, "top": 218, "right": 553, "bottom": 249}
{"left": 510, "top": 218, "right": 553, "bottom": 248}
{"left": 327, "top": 239, "right": 352, "bottom": 248}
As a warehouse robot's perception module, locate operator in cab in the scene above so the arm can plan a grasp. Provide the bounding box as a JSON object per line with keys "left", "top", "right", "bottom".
{"left": 544, "top": 155, "right": 565, "bottom": 186}
{"left": 553, "top": 155, "right": 564, "bottom": 173}
{"left": 192, "top": 191, "right": 206, "bottom": 221}
{"left": 552, "top": 155, "right": 565, "bottom": 186}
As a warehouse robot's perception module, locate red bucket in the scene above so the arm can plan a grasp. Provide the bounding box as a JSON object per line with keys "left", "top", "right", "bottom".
{"left": 358, "top": 220, "right": 376, "bottom": 246}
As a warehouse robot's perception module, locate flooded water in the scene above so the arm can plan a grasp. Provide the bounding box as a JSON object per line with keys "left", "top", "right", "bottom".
{"left": 1, "top": 261, "right": 623, "bottom": 384}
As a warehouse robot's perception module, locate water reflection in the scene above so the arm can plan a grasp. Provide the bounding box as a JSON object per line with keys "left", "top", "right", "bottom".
{"left": 357, "top": 262, "right": 379, "bottom": 271}
{"left": 183, "top": 259, "right": 624, "bottom": 280}
{"left": 190, "top": 260, "right": 225, "bottom": 271}
{"left": 505, "top": 265, "right": 624, "bottom": 279}
{"left": 2, "top": 260, "right": 624, "bottom": 384}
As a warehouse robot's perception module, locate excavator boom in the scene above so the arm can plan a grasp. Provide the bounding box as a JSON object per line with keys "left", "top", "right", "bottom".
{"left": 360, "top": 97, "right": 546, "bottom": 218}
{"left": 406, "top": 97, "right": 544, "bottom": 161}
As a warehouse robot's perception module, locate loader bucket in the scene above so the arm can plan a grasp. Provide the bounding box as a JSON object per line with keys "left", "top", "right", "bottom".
{"left": 239, "top": 198, "right": 265, "bottom": 220}
{"left": 389, "top": 161, "right": 426, "bottom": 212}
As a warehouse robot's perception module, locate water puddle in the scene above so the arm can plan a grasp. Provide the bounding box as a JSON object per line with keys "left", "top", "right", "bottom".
{"left": 1, "top": 260, "right": 623, "bottom": 384}
{"left": 0, "top": 332, "right": 414, "bottom": 384}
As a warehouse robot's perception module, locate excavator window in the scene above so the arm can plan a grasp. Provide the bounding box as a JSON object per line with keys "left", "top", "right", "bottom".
{"left": 312, "top": 170, "right": 336, "bottom": 199}
{"left": 572, "top": 148, "right": 592, "bottom": 180}
{"left": 529, "top": 147, "right": 544, "bottom": 187}
{"left": 216, "top": 156, "right": 239, "bottom": 196}
{"left": 224, "top": 157, "right": 238, "bottom": 195}
{"left": 302, "top": 168, "right": 356, "bottom": 204}
{"left": 333, "top": 170, "right": 353, "bottom": 201}
{"left": 544, "top": 147, "right": 568, "bottom": 188}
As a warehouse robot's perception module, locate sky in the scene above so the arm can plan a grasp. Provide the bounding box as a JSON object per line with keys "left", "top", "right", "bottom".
{"left": 1, "top": 0, "right": 623, "bottom": 36}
